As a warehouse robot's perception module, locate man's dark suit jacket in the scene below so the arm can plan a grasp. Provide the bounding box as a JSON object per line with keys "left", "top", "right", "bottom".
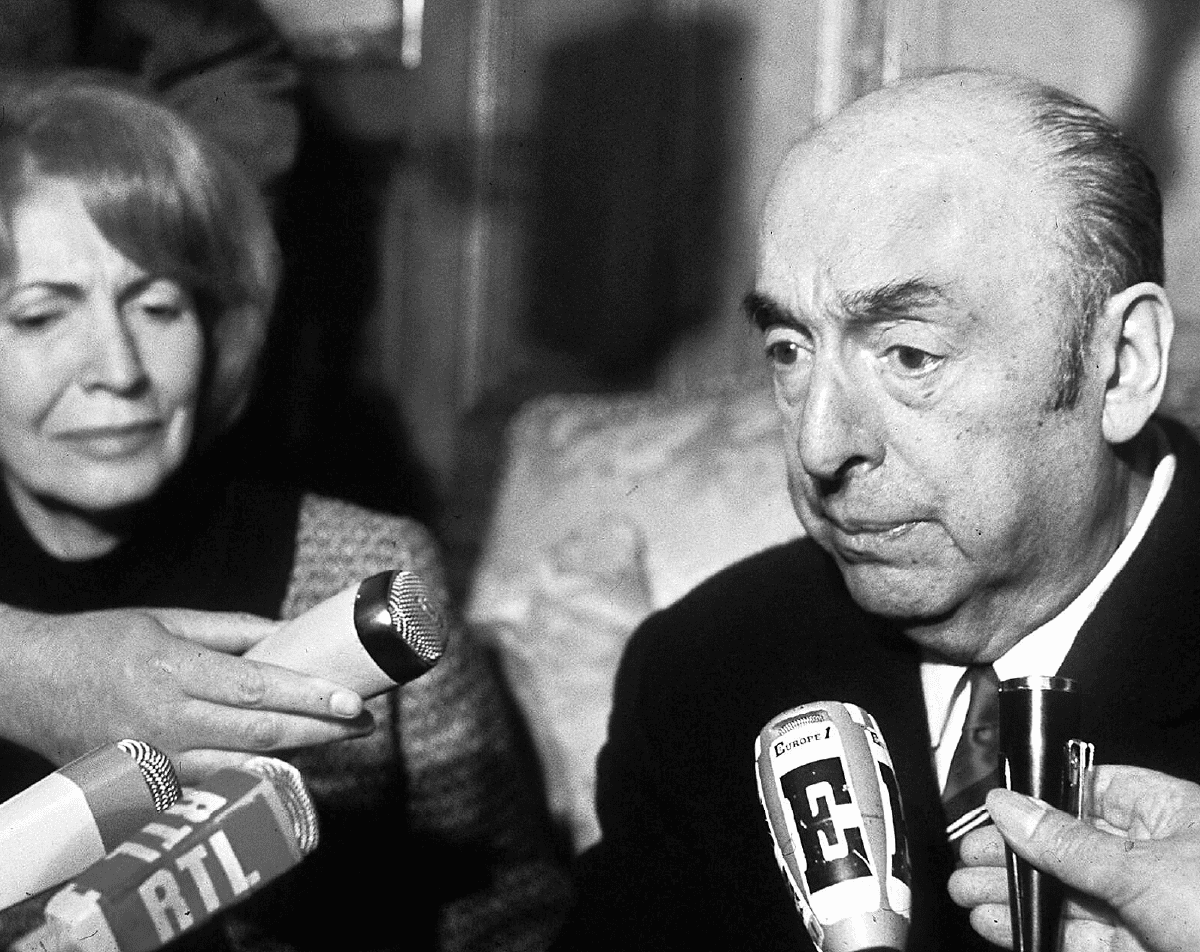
{"left": 553, "top": 417, "right": 1200, "bottom": 951}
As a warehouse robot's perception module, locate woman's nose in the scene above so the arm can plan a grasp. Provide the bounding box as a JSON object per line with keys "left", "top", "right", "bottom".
{"left": 81, "top": 303, "right": 148, "bottom": 394}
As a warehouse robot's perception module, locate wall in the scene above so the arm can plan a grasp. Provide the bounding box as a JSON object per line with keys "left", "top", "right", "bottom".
{"left": 259, "top": 0, "right": 1200, "bottom": 507}
{"left": 942, "top": 0, "right": 1200, "bottom": 322}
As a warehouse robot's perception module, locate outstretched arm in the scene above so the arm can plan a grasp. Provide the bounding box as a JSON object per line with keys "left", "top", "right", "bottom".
{"left": 0, "top": 603, "right": 372, "bottom": 782}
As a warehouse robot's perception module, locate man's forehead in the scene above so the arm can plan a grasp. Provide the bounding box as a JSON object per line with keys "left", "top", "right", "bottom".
{"left": 758, "top": 106, "right": 1058, "bottom": 316}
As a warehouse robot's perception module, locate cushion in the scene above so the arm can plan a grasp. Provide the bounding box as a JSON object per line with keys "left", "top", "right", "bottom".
{"left": 465, "top": 379, "right": 801, "bottom": 850}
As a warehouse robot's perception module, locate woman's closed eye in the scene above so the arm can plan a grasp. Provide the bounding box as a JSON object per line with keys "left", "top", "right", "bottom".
{"left": 126, "top": 280, "right": 193, "bottom": 323}
{"left": 3, "top": 293, "right": 72, "bottom": 332}
{"left": 9, "top": 310, "right": 66, "bottom": 331}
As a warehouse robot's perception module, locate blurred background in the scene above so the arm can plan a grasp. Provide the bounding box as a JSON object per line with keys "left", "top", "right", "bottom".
{"left": 243, "top": 0, "right": 1200, "bottom": 594}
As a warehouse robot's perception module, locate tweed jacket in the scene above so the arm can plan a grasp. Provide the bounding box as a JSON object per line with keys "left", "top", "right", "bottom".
{"left": 262, "top": 493, "right": 571, "bottom": 952}
{"left": 0, "top": 478, "right": 569, "bottom": 952}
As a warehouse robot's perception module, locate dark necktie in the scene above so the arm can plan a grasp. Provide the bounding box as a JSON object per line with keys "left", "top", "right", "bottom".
{"left": 943, "top": 664, "right": 1001, "bottom": 842}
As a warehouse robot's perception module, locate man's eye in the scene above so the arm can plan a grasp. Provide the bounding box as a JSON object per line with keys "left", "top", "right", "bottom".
{"left": 765, "top": 340, "right": 801, "bottom": 366}
{"left": 886, "top": 345, "right": 942, "bottom": 374}
{"left": 763, "top": 328, "right": 810, "bottom": 368}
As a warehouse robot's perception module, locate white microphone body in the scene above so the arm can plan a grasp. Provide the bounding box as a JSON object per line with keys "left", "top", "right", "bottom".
{"left": 0, "top": 741, "right": 180, "bottom": 911}
{"left": 246, "top": 569, "right": 447, "bottom": 698}
{"left": 17, "top": 757, "right": 319, "bottom": 952}
{"left": 755, "top": 701, "right": 912, "bottom": 952}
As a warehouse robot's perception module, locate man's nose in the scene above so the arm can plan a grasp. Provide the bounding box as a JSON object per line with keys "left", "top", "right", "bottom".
{"left": 795, "top": 358, "right": 884, "bottom": 485}
{"left": 81, "top": 304, "right": 148, "bottom": 394}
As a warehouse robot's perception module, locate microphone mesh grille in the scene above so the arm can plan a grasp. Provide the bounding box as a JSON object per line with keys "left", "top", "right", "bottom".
{"left": 116, "top": 739, "right": 182, "bottom": 812}
{"left": 772, "top": 710, "right": 828, "bottom": 733}
{"left": 242, "top": 756, "right": 320, "bottom": 856}
{"left": 387, "top": 571, "right": 448, "bottom": 665}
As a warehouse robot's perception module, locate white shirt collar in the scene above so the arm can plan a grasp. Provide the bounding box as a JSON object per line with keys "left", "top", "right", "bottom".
{"left": 922, "top": 426, "right": 1175, "bottom": 789}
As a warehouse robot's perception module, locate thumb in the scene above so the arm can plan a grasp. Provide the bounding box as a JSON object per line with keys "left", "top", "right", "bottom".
{"left": 986, "top": 788, "right": 1131, "bottom": 904}
{"left": 152, "top": 608, "right": 282, "bottom": 652}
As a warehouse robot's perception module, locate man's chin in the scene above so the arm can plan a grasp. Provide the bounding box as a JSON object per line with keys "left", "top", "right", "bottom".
{"left": 839, "top": 563, "right": 961, "bottom": 624}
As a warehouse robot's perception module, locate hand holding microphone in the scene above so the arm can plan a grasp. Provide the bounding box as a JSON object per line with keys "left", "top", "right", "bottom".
{"left": 16, "top": 756, "right": 319, "bottom": 952}
{"left": 5, "top": 606, "right": 379, "bottom": 786}
{"left": 756, "top": 701, "right": 912, "bottom": 952}
{"left": 950, "top": 765, "right": 1200, "bottom": 952}
{"left": 246, "top": 569, "right": 447, "bottom": 698}
{"left": 181, "top": 570, "right": 447, "bottom": 777}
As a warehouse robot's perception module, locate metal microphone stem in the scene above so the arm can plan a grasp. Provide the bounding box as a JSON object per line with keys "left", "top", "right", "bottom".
{"left": 998, "top": 676, "right": 1082, "bottom": 952}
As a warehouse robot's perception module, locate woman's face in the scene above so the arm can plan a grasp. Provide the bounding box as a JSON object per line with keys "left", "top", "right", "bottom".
{"left": 0, "top": 176, "right": 204, "bottom": 526}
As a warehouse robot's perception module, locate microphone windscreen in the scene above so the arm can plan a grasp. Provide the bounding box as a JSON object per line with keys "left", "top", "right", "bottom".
{"left": 755, "top": 701, "right": 911, "bottom": 952}
{"left": 237, "top": 756, "right": 319, "bottom": 857}
{"left": 354, "top": 569, "right": 446, "bottom": 678}
{"left": 108, "top": 741, "right": 182, "bottom": 824}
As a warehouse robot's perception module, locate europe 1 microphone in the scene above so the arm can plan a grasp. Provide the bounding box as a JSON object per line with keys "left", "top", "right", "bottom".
{"left": 756, "top": 701, "right": 912, "bottom": 952}
{"left": 0, "top": 741, "right": 180, "bottom": 911}
{"left": 16, "top": 756, "right": 319, "bottom": 952}
{"left": 246, "top": 569, "right": 447, "bottom": 698}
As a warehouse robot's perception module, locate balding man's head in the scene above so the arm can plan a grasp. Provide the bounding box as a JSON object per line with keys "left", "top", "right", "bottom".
{"left": 771, "top": 70, "right": 1162, "bottom": 409}
{"left": 750, "top": 70, "right": 1172, "bottom": 660}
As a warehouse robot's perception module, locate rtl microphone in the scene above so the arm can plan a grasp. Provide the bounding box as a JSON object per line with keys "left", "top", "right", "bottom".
{"left": 756, "top": 701, "right": 912, "bottom": 952}
{"left": 16, "top": 756, "right": 319, "bottom": 952}
{"left": 0, "top": 740, "right": 180, "bottom": 911}
{"left": 246, "top": 569, "right": 447, "bottom": 698}
{"left": 998, "top": 676, "right": 1088, "bottom": 952}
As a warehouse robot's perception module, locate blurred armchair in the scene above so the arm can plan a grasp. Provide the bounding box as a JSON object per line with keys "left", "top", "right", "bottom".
{"left": 463, "top": 376, "right": 799, "bottom": 853}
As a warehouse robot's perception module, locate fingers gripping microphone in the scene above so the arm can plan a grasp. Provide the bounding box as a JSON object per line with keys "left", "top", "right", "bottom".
{"left": 998, "top": 676, "right": 1084, "bottom": 952}
{"left": 16, "top": 756, "right": 319, "bottom": 952}
{"left": 246, "top": 569, "right": 447, "bottom": 698}
{"left": 0, "top": 741, "right": 180, "bottom": 911}
{"left": 755, "top": 702, "right": 912, "bottom": 952}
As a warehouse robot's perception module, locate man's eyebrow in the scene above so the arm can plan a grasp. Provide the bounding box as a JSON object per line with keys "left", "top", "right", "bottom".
{"left": 838, "top": 278, "right": 951, "bottom": 323}
{"left": 742, "top": 291, "right": 797, "bottom": 331}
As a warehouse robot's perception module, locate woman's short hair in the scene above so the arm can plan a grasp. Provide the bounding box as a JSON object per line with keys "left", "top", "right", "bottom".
{"left": 0, "top": 76, "right": 281, "bottom": 440}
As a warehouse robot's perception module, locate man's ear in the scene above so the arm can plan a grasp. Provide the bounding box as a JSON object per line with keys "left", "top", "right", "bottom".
{"left": 1100, "top": 282, "right": 1174, "bottom": 445}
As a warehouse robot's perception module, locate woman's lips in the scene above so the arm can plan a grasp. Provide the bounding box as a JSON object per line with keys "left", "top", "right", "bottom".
{"left": 54, "top": 421, "right": 163, "bottom": 458}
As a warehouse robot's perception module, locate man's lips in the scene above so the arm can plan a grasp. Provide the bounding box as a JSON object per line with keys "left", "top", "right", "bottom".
{"left": 816, "top": 513, "right": 929, "bottom": 558}
{"left": 826, "top": 517, "right": 922, "bottom": 536}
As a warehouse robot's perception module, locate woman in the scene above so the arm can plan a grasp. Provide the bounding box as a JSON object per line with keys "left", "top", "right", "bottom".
{"left": 0, "top": 79, "right": 568, "bottom": 951}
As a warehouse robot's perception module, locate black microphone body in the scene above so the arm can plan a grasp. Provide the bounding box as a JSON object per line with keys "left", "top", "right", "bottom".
{"left": 998, "top": 676, "right": 1082, "bottom": 952}
{"left": 246, "top": 569, "right": 447, "bottom": 697}
{"left": 756, "top": 701, "right": 912, "bottom": 952}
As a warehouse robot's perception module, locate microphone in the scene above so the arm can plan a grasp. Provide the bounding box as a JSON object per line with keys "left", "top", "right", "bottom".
{"left": 998, "top": 676, "right": 1085, "bottom": 952}
{"left": 15, "top": 756, "right": 319, "bottom": 952}
{"left": 246, "top": 569, "right": 447, "bottom": 698}
{"left": 0, "top": 740, "right": 180, "bottom": 911}
{"left": 755, "top": 701, "right": 912, "bottom": 952}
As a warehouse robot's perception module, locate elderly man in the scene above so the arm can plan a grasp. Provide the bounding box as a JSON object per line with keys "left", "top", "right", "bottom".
{"left": 552, "top": 70, "right": 1200, "bottom": 951}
